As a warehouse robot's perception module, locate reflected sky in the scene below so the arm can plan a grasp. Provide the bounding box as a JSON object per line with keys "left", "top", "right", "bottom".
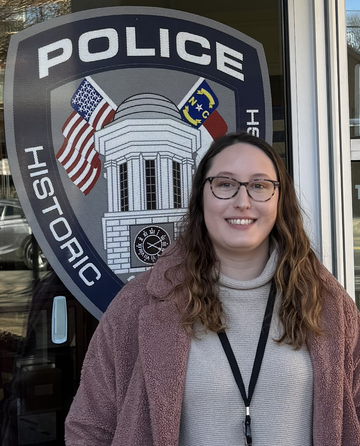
{"left": 347, "top": 0, "right": 360, "bottom": 11}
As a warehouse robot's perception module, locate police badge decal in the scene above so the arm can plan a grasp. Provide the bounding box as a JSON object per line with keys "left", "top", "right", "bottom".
{"left": 5, "top": 6, "right": 272, "bottom": 319}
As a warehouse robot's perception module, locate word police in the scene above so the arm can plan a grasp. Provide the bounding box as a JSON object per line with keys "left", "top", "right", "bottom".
{"left": 38, "top": 27, "right": 244, "bottom": 81}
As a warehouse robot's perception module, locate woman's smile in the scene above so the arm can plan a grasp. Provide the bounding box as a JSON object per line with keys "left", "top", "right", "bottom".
{"left": 226, "top": 218, "right": 255, "bottom": 225}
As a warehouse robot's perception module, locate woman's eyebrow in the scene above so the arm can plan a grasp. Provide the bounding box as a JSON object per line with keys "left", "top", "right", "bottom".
{"left": 215, "top": 171, "right": 272, "bottom": 178}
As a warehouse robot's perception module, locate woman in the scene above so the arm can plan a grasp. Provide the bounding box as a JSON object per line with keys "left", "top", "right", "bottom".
{"left": 65, "top": 132, "right": 360, "bottom": 446}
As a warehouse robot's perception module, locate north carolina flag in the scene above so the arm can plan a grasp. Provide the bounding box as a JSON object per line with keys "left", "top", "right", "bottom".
{"left": 56, "top": 77, "right": 116, "bottom": 195}
{"left": 178, "top": 78, "right": 227, "bottom": 139}
{"left": 178, "top": 78, "right": 228, "bottom": 161}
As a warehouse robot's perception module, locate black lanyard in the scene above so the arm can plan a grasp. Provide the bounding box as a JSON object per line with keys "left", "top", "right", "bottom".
{"left": 218, "top": 280, "right": 277, "bottom": 446}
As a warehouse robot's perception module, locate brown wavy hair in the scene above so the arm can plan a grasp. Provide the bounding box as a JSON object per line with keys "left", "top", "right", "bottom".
{"left": 169, "top": 132, "right": 324, "bottom": 349}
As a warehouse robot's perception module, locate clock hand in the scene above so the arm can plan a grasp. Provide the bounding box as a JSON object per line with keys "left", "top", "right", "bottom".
{"left": 146, "top": 240, "right": 163, "bottom": 249}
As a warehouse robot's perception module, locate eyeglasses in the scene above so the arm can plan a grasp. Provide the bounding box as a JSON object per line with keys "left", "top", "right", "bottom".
{"left": 205, "top": 176, "right": 280, "bottom": 202}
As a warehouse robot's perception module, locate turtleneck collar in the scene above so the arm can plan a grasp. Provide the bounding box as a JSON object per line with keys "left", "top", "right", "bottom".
{"left": 218, "top": 242, "right": 278, "bottom": 291}
{"left": 147, "top": 240, "right": 279, "bottom": 299}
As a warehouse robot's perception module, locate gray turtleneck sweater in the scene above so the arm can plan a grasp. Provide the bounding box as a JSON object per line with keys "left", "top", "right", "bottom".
{"left": 178, "top": 248, "right": 313, "bottom": 445}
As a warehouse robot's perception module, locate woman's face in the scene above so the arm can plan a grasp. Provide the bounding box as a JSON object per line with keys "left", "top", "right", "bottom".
{"left": 203, "top": 142, "right": 279, "bottom": 263}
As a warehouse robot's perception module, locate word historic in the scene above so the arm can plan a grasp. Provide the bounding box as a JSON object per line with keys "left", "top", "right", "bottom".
{"left": 25, "top": 145, "right": 101, "bottom": 287}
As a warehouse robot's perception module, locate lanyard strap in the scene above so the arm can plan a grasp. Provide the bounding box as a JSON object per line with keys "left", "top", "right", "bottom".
{"left": 217, "top": 280, "right": 277, "bottom": 445}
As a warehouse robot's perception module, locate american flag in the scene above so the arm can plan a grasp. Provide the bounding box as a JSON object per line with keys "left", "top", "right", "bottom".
{"left": 56, "top": 77, "right": 117, "bottom": 195}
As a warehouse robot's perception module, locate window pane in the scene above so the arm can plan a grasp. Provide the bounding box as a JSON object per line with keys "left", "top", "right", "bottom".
{"left": 119, "top": 162, "right": 129, "bottom": 212}
{"left": 348, "top": 0, "right": 360, "bottom": 307}
{"left": 145, "top": 159, "right": 157, "bottom": 210}
{"left": 173, "top": 161, "right": 182, "bottom": 209}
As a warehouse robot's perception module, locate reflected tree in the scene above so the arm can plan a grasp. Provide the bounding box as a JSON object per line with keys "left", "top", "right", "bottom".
{"left": 0, "top": 0, "right": 71, "bottom": 65}
{"left": 0, "top": 0, "right": 71, "bottom": 196}
{"left": 347, "top": 11, "right": 360, "bottom": 53}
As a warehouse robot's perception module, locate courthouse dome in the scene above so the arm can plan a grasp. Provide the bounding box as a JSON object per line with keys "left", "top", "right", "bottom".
{"left": 110, "top": 93, "right": 182, "bottom": 124}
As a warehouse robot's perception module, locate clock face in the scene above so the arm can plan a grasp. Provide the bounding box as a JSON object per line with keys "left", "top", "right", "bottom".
{"left": 134, "top": 226, "right": 171, "bottom": 264}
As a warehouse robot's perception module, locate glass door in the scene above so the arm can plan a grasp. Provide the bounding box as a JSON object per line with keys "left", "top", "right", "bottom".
{"left": 0, "top": 0, "right": 288, "bottom": 443}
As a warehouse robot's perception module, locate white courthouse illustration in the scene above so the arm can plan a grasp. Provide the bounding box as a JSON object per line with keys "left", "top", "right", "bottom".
{"left": 94, "top": 93, "right": 201, "bottom": 274}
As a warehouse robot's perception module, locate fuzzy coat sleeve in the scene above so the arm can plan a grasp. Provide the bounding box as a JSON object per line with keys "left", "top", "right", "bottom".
{"left": 337, "top": 279, "right": 360, "bottom": 442}
{"left": 311, "top": 267, "right": 360, "bottom": 445}
{"left": 64, "top": 271, "right": 152, "bottom": 445}
{"left": 324, "top": 269, "right": 360, "bottom": 417}
{"left": 346, "top": 291, "right": 360, "bottom": 419}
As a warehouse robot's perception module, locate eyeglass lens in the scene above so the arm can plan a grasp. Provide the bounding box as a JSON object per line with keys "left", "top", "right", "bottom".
{"left": 211, "top": 177, "right": 275, "bottom": 201}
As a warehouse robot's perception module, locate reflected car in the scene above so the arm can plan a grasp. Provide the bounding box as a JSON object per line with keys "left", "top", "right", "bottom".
{"left": 0, "top": 199, "right": 48, "bottom": 269}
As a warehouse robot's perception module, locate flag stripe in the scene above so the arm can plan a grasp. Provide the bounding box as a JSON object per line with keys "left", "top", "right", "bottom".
{"left": 95, "top": 105, "right": 115, "bottom": 130}
{"left": 68, "top": 148, "right": 98, "bottom": 179}
{"left": 59, "top": 118, "right": 87, "bottom": 165}
{"left": 64, "top": 132, "right": 94, "bottom": 171}
{"left": 67, "top": 119, "right": 88, "bottom": 144}
{"left": 69, "top": 156, "right": 89, "bottom": 180}
{"left": 56, "top": 139, "right": 71, "bottom": 162}
{"left": 57, "top": 139, "right": 75, "bottom": 165}
{"left": 81, "top": 160, "right": 101, "bottom": 195}
{"left": 62, "top": 113, "right": 82, "bottom": 138}
{"left": 70, "top": 120, "right": 91, "bottom": 147}
{"left": 90, "top": 101, "right": 108, "bottom": 128}
{"left": 70, "top": 156, "right": 90, "bottom": 181}
{"left": 102, "top": 108, "right": 116, "bottom": 128}
{"left": 74, "top": 162, "right": 92, "bottom": 186}
{"left": 82, "top": 140, "right": 97, "bottom": 165}
{"left": 61, "top": 110, "right": 77, "bottom": 133}
{"left": 64, "top": 148, "right": 82, "bottom": 172}
{"left": 77, "top": 158, "right": 101, "bottom": 191}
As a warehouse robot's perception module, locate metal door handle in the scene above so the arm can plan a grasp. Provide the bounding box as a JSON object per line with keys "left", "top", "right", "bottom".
{"left": 52, "top": 296, "right": 67, "bottom": 344}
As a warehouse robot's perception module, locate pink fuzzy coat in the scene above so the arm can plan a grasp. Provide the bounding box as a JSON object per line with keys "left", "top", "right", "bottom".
{"left": 65, "top": 250, "right": 360, "bottom": 445}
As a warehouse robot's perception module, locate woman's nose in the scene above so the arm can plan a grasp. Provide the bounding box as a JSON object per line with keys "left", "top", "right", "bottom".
{"left": 233, "top": 185, "right": 251, "bottom": 210}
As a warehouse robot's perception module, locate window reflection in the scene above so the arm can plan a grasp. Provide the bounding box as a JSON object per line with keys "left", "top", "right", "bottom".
{"left": 348, "top": 1, "right": 360, "bottom": 307}
{"left": 347, "top": 3, "right": 360, "bottom": 139}
{"left": 0, "top": 270, "right": 98, "bottom": 444}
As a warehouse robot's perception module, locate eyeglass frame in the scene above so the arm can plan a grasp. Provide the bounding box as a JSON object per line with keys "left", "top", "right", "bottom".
{"left": 204, "top": 176, "right": 280, "bottom": 202}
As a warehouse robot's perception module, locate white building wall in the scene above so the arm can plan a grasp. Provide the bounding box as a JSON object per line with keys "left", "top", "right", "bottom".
{"left": 287, "top": 0, "right": 354, "bottom": 297}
